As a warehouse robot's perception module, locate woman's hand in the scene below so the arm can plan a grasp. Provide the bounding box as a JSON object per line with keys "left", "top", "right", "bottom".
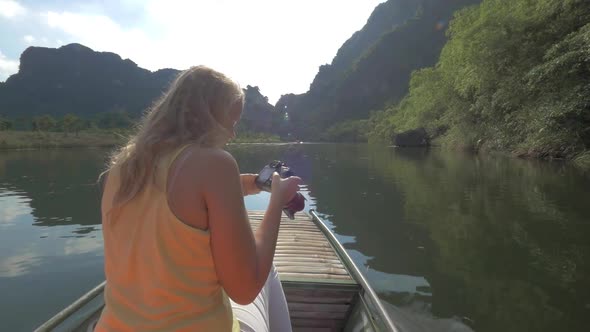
{"left": 240, "top": 174, "right": 261, "bottom": 196}
{"left": 270, "top": 172, "right": 302, "bottom": 207}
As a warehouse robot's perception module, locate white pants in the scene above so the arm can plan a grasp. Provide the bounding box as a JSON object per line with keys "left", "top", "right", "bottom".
{"left": 230, "top": 266, "right": 292, "bottom": 332}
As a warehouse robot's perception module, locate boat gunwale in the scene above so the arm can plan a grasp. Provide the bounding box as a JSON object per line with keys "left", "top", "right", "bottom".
{"left": 34, "top": 281, "right": 106, "bottom": 332}
{"left": 308, "top": 209, "right": 398, "bottom": 332}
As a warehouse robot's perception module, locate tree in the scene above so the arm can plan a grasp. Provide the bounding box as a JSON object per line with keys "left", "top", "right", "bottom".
{"left": 13, "top": 117, "right": 32, "bottom": 131}
{"left": 96, "top": 109, "right": 133, "bottom": 129}
{"left": 62, "top": 114, "right": 83, "bottom": 137}
{"left": 323, "top": 120, "right": 369, "bottom": 142}
{"left": 32, "top": 115, "right": 57, "bottom": 132}
{"left": 0, "top": 116, "right": 12, "bottom": 130}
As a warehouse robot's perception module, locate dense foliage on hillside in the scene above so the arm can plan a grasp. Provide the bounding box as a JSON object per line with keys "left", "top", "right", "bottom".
{"left": 369, "top": 0, "right": 590, "bottom": 163}
{"left": 277, "top": 0, "right": 479, "bottom": 140}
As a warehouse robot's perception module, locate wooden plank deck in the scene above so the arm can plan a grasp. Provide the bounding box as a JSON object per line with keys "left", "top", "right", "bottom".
{"left": 248, "top": 211, "right": 355, "bottom": 283}
{"left": 249, "top": 211, "right": 360, "bottom": 331}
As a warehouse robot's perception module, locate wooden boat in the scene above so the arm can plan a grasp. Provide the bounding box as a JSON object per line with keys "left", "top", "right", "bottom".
{"left": 35, "top": 210, "right": 397, "bottom": 332}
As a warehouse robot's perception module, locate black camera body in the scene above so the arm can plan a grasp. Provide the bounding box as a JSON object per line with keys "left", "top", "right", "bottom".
{"left": 255, "top": 161, "right": 304, "bottom": 219}
{"left": 255, "top": 161, "right": 294, "bottom": 191}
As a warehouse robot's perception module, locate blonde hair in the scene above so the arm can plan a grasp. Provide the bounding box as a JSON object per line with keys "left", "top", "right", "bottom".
{"left": 103, "top": 66, "right": 244, "bottom": 207}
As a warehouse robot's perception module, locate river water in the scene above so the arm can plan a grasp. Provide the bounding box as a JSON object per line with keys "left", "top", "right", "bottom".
{"left": 0, "top": 144, "right": 588, "bottom": 331}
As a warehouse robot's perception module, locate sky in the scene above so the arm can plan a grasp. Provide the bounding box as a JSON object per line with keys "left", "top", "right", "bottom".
{"left": 0, "top": 0, "right": 385, "bottom": 103}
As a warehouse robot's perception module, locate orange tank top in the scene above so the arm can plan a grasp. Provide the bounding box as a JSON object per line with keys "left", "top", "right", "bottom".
{"left": 95, "top": 145, "right": 239, "bottom": 331}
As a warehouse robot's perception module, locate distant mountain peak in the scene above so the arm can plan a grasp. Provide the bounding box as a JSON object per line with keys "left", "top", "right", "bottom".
{"left": 60, "top": 43, "right": 93, "bottom": 51}
{"left": 1, "top": 43, "right": 179, "bottom": 116}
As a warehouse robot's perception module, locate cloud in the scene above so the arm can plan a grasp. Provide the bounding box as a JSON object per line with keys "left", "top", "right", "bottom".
{"left": 43, "top": 10, "right": 158, "bottom": 66}
{"left": 0, "top": 50, "right": 19, "bottom": 81}
{"left": 23, "top": 34, "right": 35, "bottom": 44}
{"left": 0, "top": 251, "right": 40, "bottom": 277}
{"left": 63, "top": 236, "right": 103, "bottom": 256}
{"left": 0, "top": 0, "right": 26, "bottom": 18}
{"left": 0, "top": 191, "right": 33, "bottom": 225}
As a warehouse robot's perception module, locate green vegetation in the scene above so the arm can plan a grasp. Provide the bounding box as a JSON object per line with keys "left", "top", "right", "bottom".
{"left": 231, "top": 132, "right": 282, "bottom": 144}
{"left": 0, "top": 111, "right": 134, "bottom": 149}
{"left": 0, "top": 130, "right": 128, "bottom": 149}
{"left": 1, "top": 112, "right": 136, "bottom": 133}
{"left": 573, "top": 151, "right": 590, "bottom": 169}
{"left": 369, "top": 0, "right": 590, "bottom": 162}
{"left": 0, "top": 116, "right": 12, "bottom": 130}
{"left": 31, "top": 115, "right": 57, "bottom": 132}
{"left": 0, "top": 129, "right": 282, "bottom": 149}
{"left": 0, "top": 111, "right": 283, "bottom": 149}
{"left": 0, "top": 130, "right": 283, "bottom": 150}
{"left": 321, "top": 120, "right": 369, "bottom": 142}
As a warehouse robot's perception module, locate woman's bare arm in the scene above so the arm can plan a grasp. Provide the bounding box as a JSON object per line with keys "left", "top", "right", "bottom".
{"left": 171, "top": 148, "right": 299, "bottom": 304}
{"left": 240, "top": 174, "right": 261, "bottom": 196}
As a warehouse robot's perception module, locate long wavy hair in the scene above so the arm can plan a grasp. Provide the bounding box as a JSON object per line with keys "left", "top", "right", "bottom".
{"left": 102, "top": 66, "right": 244, "bottom": 207}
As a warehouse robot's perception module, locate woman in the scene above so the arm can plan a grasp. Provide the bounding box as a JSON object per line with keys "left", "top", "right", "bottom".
{"left": 95, "top": 66, "right": 300, "bottom": 331}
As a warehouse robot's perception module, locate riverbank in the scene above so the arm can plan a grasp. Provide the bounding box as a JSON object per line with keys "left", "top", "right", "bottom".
{"left": 462, "top": 138, "right": 590, "bottom": 170}
{"left": 0, "top": 130, "right": 126, "bottom": 150}
{"left": 0, "top": 130, "right": 284, "bottom": 150}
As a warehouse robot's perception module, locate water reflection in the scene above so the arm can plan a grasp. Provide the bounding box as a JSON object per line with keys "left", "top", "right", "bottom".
{"left": 371, "top": 148, "right": 590, "bottom": 332}
{"left": 0, "top": 150, "right": 106, "bottom": 331}
{"left": 0, "top": 251, "right": 41, "bottom": 278}
{"left": 0, "top": 191, "right": 32, "bottom": 226}
{"left": 0, "top": 150, "right": 106, "bottom": 273}
{"left": 0, "top": 187, "right": 103, "bottom": 278}
{"left": 0, "top": 150, "right": 105, "bottom": 228}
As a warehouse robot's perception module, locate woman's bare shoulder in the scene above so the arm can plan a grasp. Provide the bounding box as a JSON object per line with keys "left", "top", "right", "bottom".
{"left": 182, "top": 146, "right": 238, "bottom": 174}
{"left": 167, "top": 147, "right": 239, "bottom": 229}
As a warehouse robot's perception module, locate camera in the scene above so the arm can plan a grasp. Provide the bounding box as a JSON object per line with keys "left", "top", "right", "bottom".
{"left": 255, "top": 161, "right": 305, "bottom": 219}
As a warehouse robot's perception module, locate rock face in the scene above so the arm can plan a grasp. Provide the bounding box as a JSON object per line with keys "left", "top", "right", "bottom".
{"left": 0, "top": 43, "right": 180, "bottom": 117}
{"left": 394, "top": 128, "right": 429, "bottom": 147}
{"left": 240, "top": 85, "right": 285, "bottom": 135}
{"left": 276, "top": 0, "right": 481, "bottom": 140}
